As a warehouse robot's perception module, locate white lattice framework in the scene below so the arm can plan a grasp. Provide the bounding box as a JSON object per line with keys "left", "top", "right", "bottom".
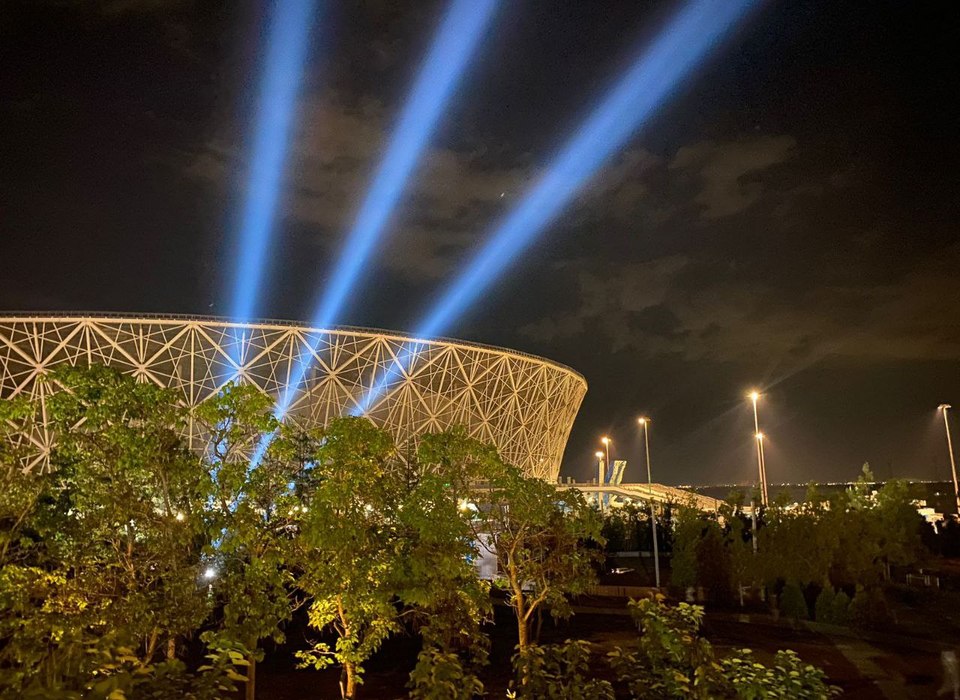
{"left": 0, "top": 315, "right": 587, "bottom": 479}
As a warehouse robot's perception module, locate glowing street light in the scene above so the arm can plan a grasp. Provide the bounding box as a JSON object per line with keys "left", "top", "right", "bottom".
{"left": 939, "top": 404, "right": 960, "bottom": 516}
{"left": 748, "top": 390, "right": 769, "bottom": 506}
{"left": 637, "top": 417, "right": 660, "bottom": 588}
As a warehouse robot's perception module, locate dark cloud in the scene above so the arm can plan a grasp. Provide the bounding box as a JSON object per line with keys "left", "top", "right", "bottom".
{"left": 2, "top": 1, "right": 958, "bottom": 485}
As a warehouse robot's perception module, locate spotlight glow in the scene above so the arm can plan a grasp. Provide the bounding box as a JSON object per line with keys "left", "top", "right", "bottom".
{"left": 229, "top": 0, "right": 317, "bottom": 325}
{"left": 311, "top": 0, "right": 498, "bottom": 330}
{"left": 355, "top": 0, "right": 761, "bottom": 413}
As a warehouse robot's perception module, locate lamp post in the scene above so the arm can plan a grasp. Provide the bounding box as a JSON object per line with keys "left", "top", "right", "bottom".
{"left": 600, "top": 435, "right": 613, "bottom": 484}
{"left": 939, "top": 404, "right": 960, "bottom": 516}
{"left": 638, "top": 417, "right": 660, "bottom": 588}
{"left": 600, "top": 437, "right": 611, "bottom": 513}
{"left": 595, "top": 450, "right": 605, "bottom": 488}
{"left": 749, "top": 391, "right": 769, "bottom": 506}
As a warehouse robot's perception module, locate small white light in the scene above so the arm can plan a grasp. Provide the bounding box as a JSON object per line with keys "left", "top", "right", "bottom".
{"left": 203, "top": 567, "right": 217, "bottom": 581}
{"left": 175, "top": 512, "right": 185, "bottom": 522}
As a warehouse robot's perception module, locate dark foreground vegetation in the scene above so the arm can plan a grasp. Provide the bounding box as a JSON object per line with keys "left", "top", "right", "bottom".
{"left": 3, "top": 366, "right": 953, "bottom": 698}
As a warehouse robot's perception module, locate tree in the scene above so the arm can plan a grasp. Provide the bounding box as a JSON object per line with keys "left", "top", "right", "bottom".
{"left": 0, "top": 366, "right": 224, "bottom": 696}
{"left": 473, "top": 467, "right": 603, "bottom": 681}
{"left": 720, "top": 501, "right": 756, "bottom": 607}
{"left": 401, "top": 431, "right": 496, "bottom": 692}
{"left": 669, "top": 504, "right": 702, "bottom": 590}
{"left": 758, "top": 497, "right": 836, "bottom": 589}
{"left": 292, "top": 417, "right": 407, "bottom": 699}
{"left": 193, "top": 382, "right": 302, "bottom": 700}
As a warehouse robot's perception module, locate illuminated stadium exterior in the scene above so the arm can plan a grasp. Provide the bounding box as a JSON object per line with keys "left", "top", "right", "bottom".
{"left": 0, "top": 315, "right": 587, "bottom": 478}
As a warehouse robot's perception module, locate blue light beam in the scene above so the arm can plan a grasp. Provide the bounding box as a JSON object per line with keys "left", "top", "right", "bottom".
{"left": 354, "top": 0, "right": 762, "bottom": 415}
{"left": 230, "top": 0, "right": 317, "bottom": 325}
{"left": 248, "top": 0, "right": 497, "bottom": 467}
{"left": 311, "top": 0, "right": 498, "bottom": 330}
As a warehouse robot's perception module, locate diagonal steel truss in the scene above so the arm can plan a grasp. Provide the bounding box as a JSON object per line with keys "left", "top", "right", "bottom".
{"left": 0, "top": 315, "right": 587, "bottom": 479}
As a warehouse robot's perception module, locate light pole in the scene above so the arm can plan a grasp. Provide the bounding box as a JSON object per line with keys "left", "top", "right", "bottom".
{"left": 594, "top": 450, "right": 605, "bottom": 488}
{"left": 749, "top": 390, "right": 769, "bottom": 506}
{"left": 939, "top": 404, "right": 960, "bottom": 516}
{"left": 638, "top": 417, "right": 661, "bottom": 588}
{"left": 600, "top": 436, "right": 611, "bottom": 483}
{"left": 600, "top": 437, "right": 611, "bottom": 513}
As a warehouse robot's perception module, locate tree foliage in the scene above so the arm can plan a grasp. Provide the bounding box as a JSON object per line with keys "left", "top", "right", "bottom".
{"left": 0, "top": 365, "right": 844, "bottom": 698}
{"left": 609, "top": 597, "right": 839, "bottom": 699}
{"left": 474, "top": 465, "right": 603, "bottom": 669}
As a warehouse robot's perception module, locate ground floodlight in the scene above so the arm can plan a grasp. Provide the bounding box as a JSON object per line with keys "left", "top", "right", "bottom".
{"left": 354, "top": 0, "right": 762, "bottom": 412}
{"left": 229, "top": 0, "right": 317, "bottom": 327}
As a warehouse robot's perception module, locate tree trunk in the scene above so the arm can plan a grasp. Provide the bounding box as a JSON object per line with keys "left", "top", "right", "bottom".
{"left": 344, "top": 661, "right": 357, "bottom": 699}
{"left": 245, "top": 656, "right": 256, "bottom": 700}
{"left": 517, "top": 614, "right": 528, "bottom": 653}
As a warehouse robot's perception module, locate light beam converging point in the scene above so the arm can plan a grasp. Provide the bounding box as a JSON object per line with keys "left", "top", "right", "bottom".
{"left": 353, "top": 0, "right": 763, "bottom": 416}
{"left": 249, "top": 0, "right": 498, "bottom": 467}
{"left": 229, "top": 0, "right": 317, "bottom": 331}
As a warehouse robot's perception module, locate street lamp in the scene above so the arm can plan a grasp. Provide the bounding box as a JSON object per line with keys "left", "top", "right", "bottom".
{"left": 600, "top": 436, "right": 611, "bottom": 483}
{"left": 939, "top": 404, "right": 960, "bottom": 516}
{"left": 594, "top": 451, "right": 605, "bottom": 487}
{"left": 638, "top": 417, "right": 661, "bottom": 588}
{"left": 749, "top": 390, "right": 769, "bottom": 506}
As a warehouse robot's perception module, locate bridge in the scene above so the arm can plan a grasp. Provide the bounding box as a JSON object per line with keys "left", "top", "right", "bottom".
{"left": 560, "top": 481, "right": 724, "bottom": 512}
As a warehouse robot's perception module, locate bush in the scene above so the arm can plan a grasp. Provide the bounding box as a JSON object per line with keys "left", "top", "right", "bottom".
{"left": 814, "top": 585, "right": 835, "bottom": 623}
{"left": 511, "top": 640, "right": 614, "bottom": 700}
{"left": 831, "top": 591, "right": 851, "bottom": 626}
{"left": 609, "top": 598, "right": 839, "bottom": 699}
{"left": 408, "top": 648, "right": 483, "bottom": 700}
{"left": 720, "top": 648, "right": 840, "bottom": 698}
{"left": 780, "top": 580, "right": 808, "bottom": 622}
{"left": 850, "top": 586, "right": 891, "bottom": 630}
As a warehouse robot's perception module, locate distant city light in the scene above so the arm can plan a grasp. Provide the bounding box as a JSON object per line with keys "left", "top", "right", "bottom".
{"left": 203, "top": 567, "right": 217, "bottom": 581}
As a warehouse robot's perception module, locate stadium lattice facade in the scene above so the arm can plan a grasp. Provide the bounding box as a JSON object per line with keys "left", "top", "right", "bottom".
{"left": 0, "top": 315, "right": 587, "bottom": 478}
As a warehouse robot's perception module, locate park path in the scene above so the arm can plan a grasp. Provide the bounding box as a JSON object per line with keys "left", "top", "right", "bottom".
{"left": 824, "top": 633, "right": 906, "bottom": 699}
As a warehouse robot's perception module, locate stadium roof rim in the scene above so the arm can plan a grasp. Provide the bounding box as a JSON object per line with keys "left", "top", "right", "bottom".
{"left": 0, "top": 312, "right": 587, "bottom": 385}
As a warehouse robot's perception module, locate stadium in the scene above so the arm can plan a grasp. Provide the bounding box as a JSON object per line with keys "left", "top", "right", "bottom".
{"left": 0, "top": 314, "right": 587, "bottom": 478}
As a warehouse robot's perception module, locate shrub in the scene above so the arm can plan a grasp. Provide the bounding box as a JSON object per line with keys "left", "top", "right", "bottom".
{"left": 609, "top": 598, "right": 838, "bottom": 699}
{"left": 814, "top": 585, "right": 836, "bottom": 623}
{"left": 408, "top": 648, "right": 483, "bottom": 700}
{"left": 720, "top": 648, "right": 840, "bottom": 698}
{"left": 850, "top": 586, "right": 891, "bottom": 630}
{"left": 511, "top": 640, "right": 614, "bottom": 700}
{"left": 831, "top": 591, "right": 852, "bottom": 626}
{"left": 780, "top": 580, "right": 808, "bottom": 622}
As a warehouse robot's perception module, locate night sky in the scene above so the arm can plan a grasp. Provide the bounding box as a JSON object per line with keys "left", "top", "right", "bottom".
{"left": 2, "top": 1, "right": 958, "bottom": 487}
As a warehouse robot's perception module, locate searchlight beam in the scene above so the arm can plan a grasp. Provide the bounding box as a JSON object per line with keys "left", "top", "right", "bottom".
{"left": 354, "top": 0, "right": 762, "bottom": 415}
{"left": 250, "top": 0, "right": 498, "bottom": 466}
{"left": 311, "top": 0, "right": 498, "bottom": 330}
{"left": 229, "top": 0, "right": 317, "bottom": 326}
